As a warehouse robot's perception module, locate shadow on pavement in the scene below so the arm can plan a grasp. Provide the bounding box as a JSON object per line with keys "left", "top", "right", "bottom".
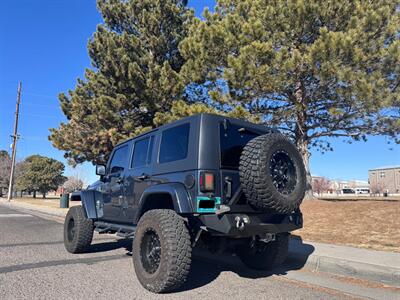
{"left": 0, "top": 237, "right": 117, "bottom": 249}
{"left": 87, "top": 238, "right": 132, "bottom": 253}
{"left": 83, "top": 236, "right": 314, "bottom": 293}
{"left": 178, "top": 237, "right": 315, "bottom": 292}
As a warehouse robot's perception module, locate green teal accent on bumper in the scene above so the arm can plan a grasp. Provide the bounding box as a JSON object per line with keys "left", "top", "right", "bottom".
{"left": 196, "top": 196, "right": 221, "bottom": 213}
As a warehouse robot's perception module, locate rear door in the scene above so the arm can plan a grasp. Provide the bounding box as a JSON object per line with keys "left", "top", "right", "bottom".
{"left": 102, "top": 143, "right": 130, "bottom": 222}
{"left": 122, "top": 135, "right": 155, "bottom": 223}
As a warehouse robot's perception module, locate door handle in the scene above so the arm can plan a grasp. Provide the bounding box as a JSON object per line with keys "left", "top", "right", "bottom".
{"left": 137, "top": 173, "right": 149, "bottom": 181}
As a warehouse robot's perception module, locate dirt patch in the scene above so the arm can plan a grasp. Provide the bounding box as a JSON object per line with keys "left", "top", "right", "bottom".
{"left": 295, "top": 200, "right": 400, "bottom": 252}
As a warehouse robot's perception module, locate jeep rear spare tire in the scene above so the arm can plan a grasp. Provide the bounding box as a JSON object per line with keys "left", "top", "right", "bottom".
{"left": 132, "top": 209, "right": 192, "bottom": 293}
{"left": 240, "top": 133, "right": 306, "bottom": 214}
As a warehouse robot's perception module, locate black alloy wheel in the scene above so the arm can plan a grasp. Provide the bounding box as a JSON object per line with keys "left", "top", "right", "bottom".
{"left": 67, "top": 218, "right": 76, "bottom": 242}
{"left": 269, "top": 150, "right": 297, "bottom": 195}
{"left": 140, "top": 229, "right": 162, "bottom": 274}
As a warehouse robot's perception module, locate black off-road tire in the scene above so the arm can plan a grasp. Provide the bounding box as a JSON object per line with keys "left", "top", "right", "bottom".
{"left": 132, "top": 209, "right": 192, "bottom": 293}
{"left": 236, "top": 233, "right": 289, "bottom": 270}
{"left": 64, "top": 205, "right": 94, "bottom": 253}
{"left": 240, "top": 133, "right": 306, "bottom": 214}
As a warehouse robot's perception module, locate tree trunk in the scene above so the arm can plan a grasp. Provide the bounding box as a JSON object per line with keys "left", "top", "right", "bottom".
{"left": 294, "top": 80, "right": 315, "bottom": 200}
{"left": 297, "top": 139, "right": 314, "bottom": 200}
{"left": 42, "top": 192, "right": 46, "bottom": 199}
{"left": 33, "top": 191, "right": 36, "bottom": 198}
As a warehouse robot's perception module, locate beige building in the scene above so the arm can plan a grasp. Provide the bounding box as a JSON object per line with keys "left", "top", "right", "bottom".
{"left": 368, "top": 166, "right": 400, "bottom": 195}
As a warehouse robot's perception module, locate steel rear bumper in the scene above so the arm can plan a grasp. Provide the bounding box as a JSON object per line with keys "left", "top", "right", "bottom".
{"left": 199, "top": 212, "right": 303, "bottom": 237}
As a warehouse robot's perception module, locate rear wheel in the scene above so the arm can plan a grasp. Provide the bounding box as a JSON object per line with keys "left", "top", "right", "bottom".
{"left": 64, "top": 205, "right": 94, "bottom": 253}
{"left": 132, "top": 209, "right": 192, "bottom": 293}
{"left": 236, "top": 233, "right": 289, "bottom": 270}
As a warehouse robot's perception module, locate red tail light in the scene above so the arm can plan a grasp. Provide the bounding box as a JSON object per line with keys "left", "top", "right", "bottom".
{"left": 200, "top": 172, "right": 215, "bottom": 192}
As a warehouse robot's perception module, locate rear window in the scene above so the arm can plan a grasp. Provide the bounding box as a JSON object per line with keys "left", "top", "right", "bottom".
{"left": 159, "top": 123, "right": 190, "bottom": 163}
{"left": 220, "top": 123, "right": 259, "bottom": 168}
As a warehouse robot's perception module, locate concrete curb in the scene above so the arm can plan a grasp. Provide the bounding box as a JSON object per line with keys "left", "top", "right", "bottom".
{"left": 288, "top": 239, "right": 400, "bottom": 287}
{"left": 1, "top": 199, "right": 399, "bottom": 287}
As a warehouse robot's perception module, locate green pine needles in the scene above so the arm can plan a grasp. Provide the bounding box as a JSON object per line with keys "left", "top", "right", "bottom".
{"left": 50, "top": 0, "right": 399, "bottom": 173}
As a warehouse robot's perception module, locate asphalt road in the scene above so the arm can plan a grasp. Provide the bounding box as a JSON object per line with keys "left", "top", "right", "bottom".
{"left": 0, "top": 205, "right": 398, "bottom": 300}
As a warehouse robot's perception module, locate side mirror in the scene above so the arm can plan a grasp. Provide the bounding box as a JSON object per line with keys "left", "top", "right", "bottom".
{"left": 96, "top": 164, "right": 106, "bottom": 176}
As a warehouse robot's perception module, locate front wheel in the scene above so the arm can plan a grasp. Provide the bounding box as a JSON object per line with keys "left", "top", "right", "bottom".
{"left": 132, "top": 209, "right": 192, "bottom": 293}
{"left": 64, "top": 205, "right": 94, "bottom": 253}
{"left": 236, "top": 233, "right": 289, "bottom": 270}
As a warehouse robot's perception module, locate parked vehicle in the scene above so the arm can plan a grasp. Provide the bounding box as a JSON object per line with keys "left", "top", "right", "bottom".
{"left": 63, "top": 114, "right": 306, "bottom": 293}
{"left": 355, "top": 188, "right": 370, "bottom": 194}
{"left": 342, "top": 188, "right": 356, "bottom": 194}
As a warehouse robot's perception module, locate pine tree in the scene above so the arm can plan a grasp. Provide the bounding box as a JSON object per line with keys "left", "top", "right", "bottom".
{"left": 180, "top": 0, "right": 400, "bottom": 193}
{"left": 49, "top": 0, "right": 193, "bottom": 165}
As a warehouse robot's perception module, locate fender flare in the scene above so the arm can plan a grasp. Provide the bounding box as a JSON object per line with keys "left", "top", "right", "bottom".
{"left": 79, "top": 190, "right": 100, "bottom": 219}
{"left": 135, "top": 183, "right": 192, "bottom": 223}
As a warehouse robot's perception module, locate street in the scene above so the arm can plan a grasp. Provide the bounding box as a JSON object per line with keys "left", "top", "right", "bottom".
{"left": 0, "top": 205, "right": 398, "bottom": 300}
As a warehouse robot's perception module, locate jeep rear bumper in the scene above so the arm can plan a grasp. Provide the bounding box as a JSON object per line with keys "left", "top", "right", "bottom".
{"left": 198, "top": 212, "right": 302, "bottom": 237}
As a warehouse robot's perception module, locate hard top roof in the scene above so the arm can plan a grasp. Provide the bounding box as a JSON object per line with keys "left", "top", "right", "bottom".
{"left": 115, "top": 113, "right": 271, "bottom": 147}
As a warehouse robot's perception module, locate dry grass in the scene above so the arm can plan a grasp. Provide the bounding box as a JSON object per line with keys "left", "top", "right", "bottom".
{"left": 296, "top": 200, "right": 400, "bottom": 252}
{"left": 13, "top": 197, "right": 80, "bottom": 209}
{"left": 318, "top": 196, "right": 400, "bottom": 201}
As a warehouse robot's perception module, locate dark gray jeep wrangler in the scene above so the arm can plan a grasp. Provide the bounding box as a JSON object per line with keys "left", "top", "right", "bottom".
{"left": 64, "top": 113, "right": 306, "bottom": 293}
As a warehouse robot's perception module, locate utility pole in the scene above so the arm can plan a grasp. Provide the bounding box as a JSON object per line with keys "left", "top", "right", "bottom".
{"left": 7, "top": 82, "right": 22, "bottom": 201}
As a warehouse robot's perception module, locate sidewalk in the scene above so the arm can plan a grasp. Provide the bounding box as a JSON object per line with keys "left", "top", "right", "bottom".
{"left": 288, "top": 238, "right": 400, "bottom": 287}
{"left": 0, "top": 197, "right": 70, "bottom": 223}
{"left": 1, "top": 197, "right": 399, "bottom": 287}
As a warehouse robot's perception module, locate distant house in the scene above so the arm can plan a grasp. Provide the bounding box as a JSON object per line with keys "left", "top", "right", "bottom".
{"left": 368, "top": 166, "right": 400, "bottom": 195}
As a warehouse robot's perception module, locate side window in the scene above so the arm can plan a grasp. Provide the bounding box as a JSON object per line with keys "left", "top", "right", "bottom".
{"left": 108, "top": 145, "right": 129, "bottom": 174}
{"left": 159, "top": 123, "right": 190, "bottom": 163}
{"left": 131, "top": 137, "right": 150, "bottom": 168}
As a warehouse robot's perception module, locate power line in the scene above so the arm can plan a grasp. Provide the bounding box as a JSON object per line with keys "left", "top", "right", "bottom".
{"left": 23, "top": 92, "right": 56, "bottom": 99}
{"left": 21, "top": 113, "right": 61, "bottom": 119}
{"left": 0, "top": 109, "right": 63, "bottom": 119}
{"left": 23, "top": 102, "right": 60, "bottom": 109}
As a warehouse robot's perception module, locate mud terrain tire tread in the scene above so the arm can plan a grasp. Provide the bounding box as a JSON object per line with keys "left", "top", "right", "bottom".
{"left": 239, "top": 133, "right": 306, "bottom": 214}
{"left": 132, "top": 209, "right": 192, "bottom": 293}
{"left": 64, "top": 205, "right": 94, "bottom": 253}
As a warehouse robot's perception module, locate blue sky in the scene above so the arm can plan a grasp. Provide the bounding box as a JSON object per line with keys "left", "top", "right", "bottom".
{"left": 0, "top": 0, "right": 398, "bottom": 184}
